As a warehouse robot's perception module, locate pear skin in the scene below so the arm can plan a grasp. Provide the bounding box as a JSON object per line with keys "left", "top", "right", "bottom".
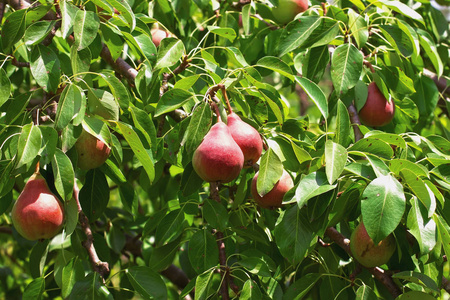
{"left": 193, "top": 121, "right": 244, "bottom": 183}
{"left": 358, "top": 82, "right": 395, "bottom": 127}
{"left": 251, "top": 170, "right": 294, "bottom": 209}
{"left": 75, "top": 130, "right": 111, "bottom": 170}
{"left": 11, "top": 173, "right": 64, "bottom": 241}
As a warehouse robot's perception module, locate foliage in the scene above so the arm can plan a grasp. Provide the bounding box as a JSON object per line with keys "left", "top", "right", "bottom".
{"left": 0, "top": 0, "right": 449, "bottom": 299}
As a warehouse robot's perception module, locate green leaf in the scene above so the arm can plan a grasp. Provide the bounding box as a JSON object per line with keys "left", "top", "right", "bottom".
{"left": 154, "top": 38, "right": 185, "bottom": 70}
{"left": 241, "top": 280, "right": 262, "bottom": 299}
{"left": 115, "top": 122, "right": 155, "bottom": 183}
{"left": 101, "top": 23, "right": 123, "bottom": 61}
{"left": 155, "top": 89, "right": 195, "bottom": 117}
{"left": 256, "top": 56, "right": 294, "bottom": 81}
{"left": 188, "top": 229, "right": 219, "bottom": 274}
{"left": 407, "top": 197, "right": 436, "bottom": 256}
{"left": 180, "top": 162, "right": 204, "bottom": 196}
{"left": 361, "top": 174, "right": 405, "bottom": 243}
{"left": 55, "top": 84, "right": 85, "bottom": 130}
{"left": 103, "top": 0, "right": 135, "bottom": 30}
{"left": 334, "top": 100, "right": 351, "bottom": 147}
{"left": 330, "top": 43, "right": 363, "bottom": 95}
{"left": 290, "top": 171, "right": 337, "bottom": 208}
{"left": 400, "top": 169, "right": 436, "bottom": 217}
{"left": 418, "top": 30, "right": 443, "bottom": 78}
{"left": 296, "top": 45, "right": 330, "bottom": 83}
{"left": 195, "top": 269, "right": 214, "bottom": 300}
{"left": 371, "top": 0, "right": 424, "bottom": 25}
{"left": 257, "top": 148, "right": 283, "bottom": 197}
{"left": 52, "top": 149, "right": 74, "bottom": 201}
{"left": 87, "top": 88, "right": 119, "bottom": 121}
{"left": 126, "top": 266, "right": 167, "bottom": 300}
{"left": 381, "top": 66, "right": 415, "bottom": 95}
{"left": 355, "top": 285, "right": 377, "bottom": 300}
{"left": 274, "top": 206, "right": 316, "bottom": 264}
{"left": 1, "top": 9, "right": 27, "bottom": 52}
{"left": 24, "top": 20, "right": 57, "bottom": 46}
{"left": 392, "top": 271, "right": 439, "bottom": 293}
{"left": 30, "top": 240, "right": 49, "bottom": 278}
{"left": 16, "top": 124, "right": 42, "bottom": 169}
{"left": 434, "top": 214, "right": 450, "bottom": 260}
{"left": 295, "top": 76, "right": 328, "bottom": 119}
{"left": 99, "top": 71, "right": 130, "bottom": 110}
{"left": 325, "top": 140, "right": 348, "bottom": 184}
{"left": 278, "top": 16, "right": 322, "bottom": 57}
{"left": 208, "top": 26, "right": 236, "bottom": 42}
{"left": 71, "top": 45, "right": 92, "bottom": 80}
{"left": 203, "top": 200, "right": 228, "bottom": 231}
{"left": 73, "top": 10, "right": 100, "bottom": 51}
{"left": 129, "top": 106, "right": 157, "bottom": 152}
{"left": 184, "top": 102, "right": 212, "bottom": 154}
{"left": 60, "top": 0, "right": 79, "bottom": 38}
{"left": 30, "top": 45, "right": 60, "bottom": 92}
{"left": 149, "top": 238, "right": 181, "bottom": 272}
{"left": 69, "top": 273, "right": 113, "bottom": 300}
{"left": 396, "top": 291, "right": 436, "bottom": 300}
{"left": 0, "top": 68, "right": 11, "bottom": 107}
{"left": 155, "top": 209, "right": 186, "bottom": 246}
{"left": 79, "top": 169, "right": 110, "bottom": 221}
{"left": 348, "top": 137, "right": 394, "bottom": 159}
{"left": 283, "top": 273, "right": 321, "bottom": 300}
{"left": 38, "top": 126, "right": 57, "bottom": 165}
{"left": 23, "top": 277, "right": 45, "bottom": 300}
{"left": 62, "top": 257, "right": 85, "bottom": 298}
{"left": 348, "top": 9, "right": 368, "bottom": 48}
{"left": 379, "top": 25, "right": 414, "bottom": 58}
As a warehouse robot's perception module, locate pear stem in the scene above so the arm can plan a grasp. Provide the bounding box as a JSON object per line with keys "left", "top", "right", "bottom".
{"left": 211, "top": 101, "right": 222, "bottom": 123}
{"left": 34, "top": 162, "right": 40, "bottom": 174}
{"left": 220, "top": 86, "right": 233, "bottom": 114}
{"left": 363, "top": 60, "right": 375, "bottom": 74}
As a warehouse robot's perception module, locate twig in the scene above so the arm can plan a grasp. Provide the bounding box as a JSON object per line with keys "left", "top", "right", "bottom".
{"left": 324, "top": 227, "right": 402, "bottom": 298}
{"left": 42, "top": 20, "right": 61, "bottom": 46}
{"left": 11, "top": 57, "right": 30, "bottom": 68}
{"left": 160, "top": 55, "right": 191, "bottom": 96}
{"left": 73, "top": 184, "right": 110, "bottom": 280}
{"left": 160, "top": 264, "right": 192, "bottom": 299}
{"left": 100, "top": 45, "right": 138, "bottom": 85}
{"left": 347, "top": 104, "right": 364, "bottom": 142}
{"left": 442, "top": 276, "right": 450, "bottom": 294}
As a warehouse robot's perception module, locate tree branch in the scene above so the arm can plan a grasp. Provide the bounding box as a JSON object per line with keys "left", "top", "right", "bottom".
{"left": 73, "top": 184, "right": 110, "bottom": 280}
{"left": 160, "top": 55, "right": 192, "bottom": 97}
{"left": 348, "top": 104, "right": 364, "bottom": 142}
{"left": 324, "top": 227, "right": 402, "bottom": 298}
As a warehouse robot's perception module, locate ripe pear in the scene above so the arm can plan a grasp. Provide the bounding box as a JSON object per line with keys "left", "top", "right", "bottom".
{"left": 151, "top": 28, "right": 168, "bottom": 47}
{"left": 193, "top": 121, "right": 244, "bottom": 183}
{"left": 350, "top": 222, "right": 396, "bottom": 268}
{"left": 227, "top": 113, "right": 263, "bottom": 167}
{"left": 272, "top": 0, "right": 309, "bottom": 24}
{"left": 358, "top": 82, "right": 395, "bottom": 127}
{"left": 251, "top": 170, "right": 294, "bottom": 209}
{"left": 75, "top": 129, "right": 111, "bottom": 170}
{"left": 11, "top": 172, "right": 64, "bottom": 241}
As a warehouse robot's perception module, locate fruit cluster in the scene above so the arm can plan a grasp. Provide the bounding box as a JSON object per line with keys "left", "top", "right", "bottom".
{"left": 192, "top": 91, "right": 294, "bottom": 209}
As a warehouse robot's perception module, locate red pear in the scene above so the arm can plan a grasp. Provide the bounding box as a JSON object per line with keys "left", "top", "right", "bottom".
{"left": 251, "top": 170, "right": 294, "bottom": 209}
{"left": 75, "top": 129, "right": 111, "bottom": 170}
{"left": 193, "top": 121, "right": 244, "bottom": 183}
{"left": 11, "top": 172, "right": 64, "bottom": 240}
{"left": 227, "top": 113, "right": 263, "bottom": 167}
{"left": 151, "top": 28, "right": 168, "bottom": 47}
{"left": 272, "top": 0, "right": 309, "bottom": 24}
{"left": 358, "top": 82, "right": 395, "bottom": 127}
{"left": 350, "top": 222, "right": 396, "bottom": 268}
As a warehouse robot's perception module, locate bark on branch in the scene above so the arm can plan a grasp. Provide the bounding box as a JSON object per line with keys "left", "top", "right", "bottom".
{"left": 348, "top": 104, "right": 364, "bottom": 142}
{"left": 73, "top": 184, "right": 110, "bottom": 280}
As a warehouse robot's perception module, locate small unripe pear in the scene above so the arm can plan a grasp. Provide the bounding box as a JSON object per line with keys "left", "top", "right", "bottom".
{"left": 251, "top": 170, "right": 294, "bottom": 209}
{"left": 358, "top": 82, "right": 395, "bottom": 127}
{"left": 75, "top": 129, "right": 111, "bottom": 170}
{"left": 227, "top": 113, "right": 263, "bottom": 167}
{"left": 193, "top": 121, "right": 244, "bottom": 183}
{"left": 272, "top": 0, "right": 309, "bottom": 24}
{"left": 11, "top": 173, "right": 64, "bottom": 241}
{"left": 350, "top": 222, "right": 396, "bottom": 268}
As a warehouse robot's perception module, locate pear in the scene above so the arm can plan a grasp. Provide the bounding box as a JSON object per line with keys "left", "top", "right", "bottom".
{"left": 350, "top": 222, "right": 396, "bottom": 268}
{"left": 11, "top": 172, "right": 64, "bottom": 241}
{"left": 272, "top": 0, "right": 309, "bottom": 24}
{"left": 251, "top": 170, "right": 294, "bottom": 209}
{"left": 151, "top": 28, "right": 168, "bottom": 47}
{"left": 358, "top": 82, "right": 395, "bottom": 127}
{"left": 227, "top": 113, "right": 263, "bottom": 167}
{"left": 75, "top": 129, "right": 111, "bottom": 170}
{"left": 193, "top": 121, "right": 244, "bottom": 183}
